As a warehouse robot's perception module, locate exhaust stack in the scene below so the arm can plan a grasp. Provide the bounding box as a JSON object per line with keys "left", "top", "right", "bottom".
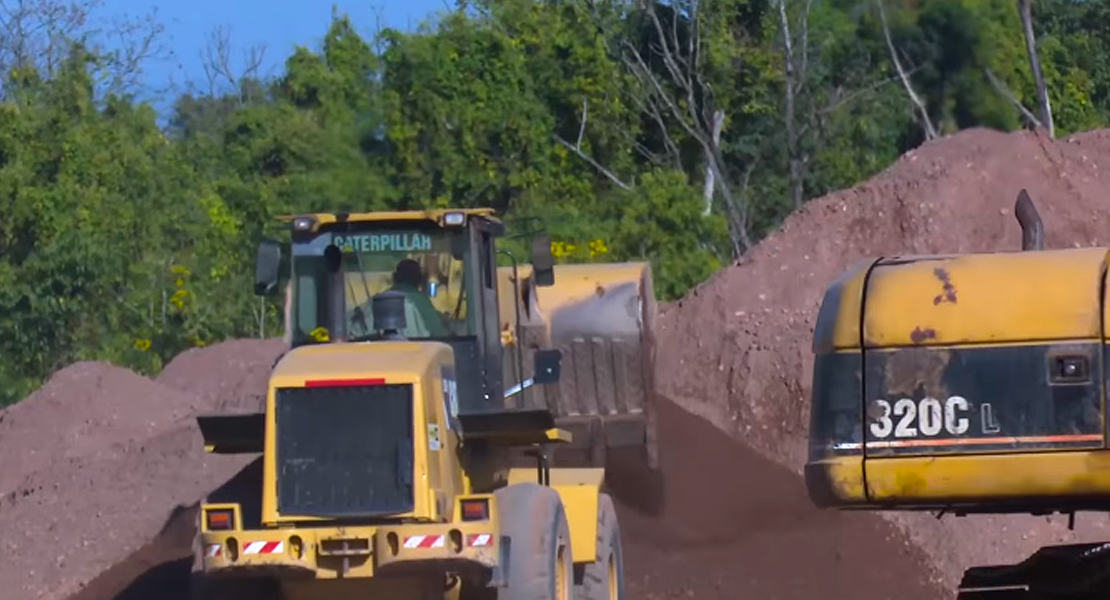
{"left": 1015, "top": 188, "right": 1044, "bottom": 251}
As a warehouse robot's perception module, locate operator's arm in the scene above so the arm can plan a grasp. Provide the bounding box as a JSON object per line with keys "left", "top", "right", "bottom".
{"left": 410, "top": 294, "right": 450, "bottom": 337}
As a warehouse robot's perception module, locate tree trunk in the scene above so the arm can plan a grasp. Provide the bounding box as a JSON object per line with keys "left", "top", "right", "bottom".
{"left": 1018, "top": 0, "right": 1053, "bottom": 138}
{"left": 702, "top": 110, "right": 725, "bottom": 215}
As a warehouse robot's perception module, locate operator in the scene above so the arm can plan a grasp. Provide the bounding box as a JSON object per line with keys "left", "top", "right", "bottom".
{"left": 390, "top": 258, "right": 449, "bottom": 337}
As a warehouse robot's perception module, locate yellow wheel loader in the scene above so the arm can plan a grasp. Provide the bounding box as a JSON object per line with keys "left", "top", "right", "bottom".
{"left": 805, "top": 190, "right": 1110, "bottom": 598}
{"left": 189, "top": 208, "right": 657, "bottom": 600}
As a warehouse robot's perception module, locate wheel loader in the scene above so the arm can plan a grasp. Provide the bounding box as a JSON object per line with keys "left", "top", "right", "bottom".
{"left": 805, "top": 189, "right": 1110, "bottom": 598}
{"left": 189, "top": 208, "right": 659, "bottom": 600}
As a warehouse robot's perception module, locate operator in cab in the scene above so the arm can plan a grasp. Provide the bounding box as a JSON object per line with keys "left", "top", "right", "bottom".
{"left": 389, "top": 258, "right": 449, "bottom": 337}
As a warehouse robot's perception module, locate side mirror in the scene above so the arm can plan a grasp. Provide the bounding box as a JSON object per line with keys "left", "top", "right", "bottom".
{"left": 450, "top": 231, "right": 468, "bottom": 261}
{"left": 531, "top": 234, "right": 555, "bottom": 287}
{"left": 533, "top": 349, "right": 562, "bottom": 385}
{"left": 255, "top": 239, "right": 282, "bottom": 296}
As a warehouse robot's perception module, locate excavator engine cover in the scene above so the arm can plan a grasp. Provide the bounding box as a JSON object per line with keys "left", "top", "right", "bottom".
{"left": 806, "top": 246, "right": 1110, "bottom": 514}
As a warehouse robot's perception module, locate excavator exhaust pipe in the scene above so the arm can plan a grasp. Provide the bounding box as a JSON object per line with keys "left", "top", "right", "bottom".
{"left": 1015, "top": 188, "right": 1044, "bottom": 251}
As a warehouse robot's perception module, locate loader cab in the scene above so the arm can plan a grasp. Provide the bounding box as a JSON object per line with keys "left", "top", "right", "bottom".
{"left": 254, "top": 209, "right": 558, "bottom": 417}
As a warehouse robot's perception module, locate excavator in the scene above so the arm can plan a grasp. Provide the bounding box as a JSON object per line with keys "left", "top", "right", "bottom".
{"left": 805, "top": 189, "right": 1110, "bottom": 598}
{"left": 188, "top": 208, "right": 660, "bottom": 600}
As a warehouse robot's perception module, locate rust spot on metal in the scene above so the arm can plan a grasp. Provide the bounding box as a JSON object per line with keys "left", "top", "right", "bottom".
{"left": 932, "top": 267, "right": 957, "bottom": 305}
{"left": 910, "top": 327, "right": 937, "bottom": 345}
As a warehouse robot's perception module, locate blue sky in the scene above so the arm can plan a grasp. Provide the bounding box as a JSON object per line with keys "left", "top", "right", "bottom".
{"left": 101, "top": 0, "right": 442, "bottom": 103}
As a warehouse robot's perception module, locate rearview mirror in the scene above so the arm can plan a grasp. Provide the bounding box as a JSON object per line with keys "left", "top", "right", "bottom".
{"left": 531, "top": 234, "right": 555, "bottom": 287}
{"left": 533, "top": 349, "right": 562, "bottom": 385}
{"left": 255, "top": 239, "right": 282, "bottom": 296}
{"left": 450, "top": 231, "right": 468, "bottom": 261}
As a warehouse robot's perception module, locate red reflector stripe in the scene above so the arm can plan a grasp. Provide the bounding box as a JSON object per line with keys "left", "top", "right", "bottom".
{"left": 304, "top": 378, "right": 386, "bottom": 388}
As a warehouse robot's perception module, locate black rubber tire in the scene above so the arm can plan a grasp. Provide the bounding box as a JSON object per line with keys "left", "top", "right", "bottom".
{"left": 494, "top": 482, "right": 574, "bottom": 600}
{"left": 576, "top": 493, "right": 624, "bottom": 600}
{"left": 189, "top": 573, "right": 278, "bottom": 600}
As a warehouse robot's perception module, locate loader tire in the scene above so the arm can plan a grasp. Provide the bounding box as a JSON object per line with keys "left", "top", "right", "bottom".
{"left": 495, "top": 482, "right": 573, "bottom": 600}
{"left": 576, "top": 493, "right": 624, "bottom": 600}
{"left": 189, "top": 573, "right": 279, "bottom": 600}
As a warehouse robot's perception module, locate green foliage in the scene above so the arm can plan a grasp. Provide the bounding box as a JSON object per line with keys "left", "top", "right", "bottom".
{"left": 3, "top": 0, "right": 1109, "bottom": 403}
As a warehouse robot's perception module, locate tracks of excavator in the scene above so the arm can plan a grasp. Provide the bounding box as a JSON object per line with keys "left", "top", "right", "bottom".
{"left": 957, "top": 543, "right": 1110, "bottom": 599}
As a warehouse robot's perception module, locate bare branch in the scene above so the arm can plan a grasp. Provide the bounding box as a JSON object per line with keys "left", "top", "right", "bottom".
{"left": 626, "top": 86, "right": 683, "bottom": 168}
{"left": 0, "top": 0, "right": 170, "bottom": 100}
{"left": 576, "top": 97, "right": 588, "bottom": 149}
{"left": 876, "top": 0, "right": 937, "bottom": 140}
{"left": 702, "top": 108, "right": 724, "bottom": 215}
{"left": 577, "top": 0, "right": 753, "bottom": 253}
{"left": 815, "top": 72, "right": 904, "bottom": 117}
{"left": 799, "top": 0, "right": 812, "bottom": 87}
{"left": 553, "top": 134, "right": 633, "bottom": 191}
{"left": 198, "top": 24, "right": 267, "bottom": 101}
{"left": 984, "top": 67, "right": 1044, "bottom": 130}
{"left": 778, "top": 0, "right": 803, "bottom": 208}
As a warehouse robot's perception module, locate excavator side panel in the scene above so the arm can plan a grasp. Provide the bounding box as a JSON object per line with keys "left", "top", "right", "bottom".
{"left": 822, "top": 248, "right": 1110, "bottom": 512}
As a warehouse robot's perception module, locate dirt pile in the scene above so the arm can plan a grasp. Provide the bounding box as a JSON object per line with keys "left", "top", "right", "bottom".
{"left": 619, "top": 398, "right": 941, "bottom": 600}
{"left": 655, "top": 126, "right": 1110, "bottom": 589}
{"left": 0, "top": 362, "right": 201, "bottom": 497}
{"left": 156, "top": 338, "right": 286, "bottom": 413}
{"left": 0, "top": 339, "right": 286, "bottom": 600}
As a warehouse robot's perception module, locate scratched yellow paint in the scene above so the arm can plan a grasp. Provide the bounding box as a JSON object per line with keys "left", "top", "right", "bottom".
{"left": 865, "top": 451, "right": 1110, "bottom": 501}
{"left": 812, "top": 258, "right": 876, "bottom": 352}
{"left": 808, "top": 451, "right": 1110, "bottom": 507}
{"left": 806, "top": 456, "right": 866, "bottom": 506}
{"left": 863, "top": 247, "right": 1110, "bottom": 347}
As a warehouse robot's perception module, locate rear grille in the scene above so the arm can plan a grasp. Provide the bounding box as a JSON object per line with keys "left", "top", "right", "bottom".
{"left": 275, "top": 384, "right": 414, "bottom": 518}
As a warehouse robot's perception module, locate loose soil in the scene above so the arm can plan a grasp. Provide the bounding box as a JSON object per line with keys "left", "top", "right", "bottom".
{"left": 0, "top": 340, "right": 285, "bottom": 600}
{"left": 655, "top": 126, "right": 1110, "bottom": 590}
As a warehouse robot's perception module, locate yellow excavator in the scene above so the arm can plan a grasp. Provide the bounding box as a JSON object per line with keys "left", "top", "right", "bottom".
{"left": 806, "top": 190, "right": 1110, "bottom": 598}
{"left": 189, "top": 208, "right": 660, "bottom": 600}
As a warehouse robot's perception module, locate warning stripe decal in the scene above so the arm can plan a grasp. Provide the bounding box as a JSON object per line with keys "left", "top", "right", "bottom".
{"left": 243, "top": 540, "right": 284, "bottom": 555}
{"left": 467, "top": 534, "right": 492, "bottom": 547}
{"left": 403, "top": 535, "right": 446, "bottom": 549}
{"left": 206, "top": 544, "right": 222, "bottom": 558}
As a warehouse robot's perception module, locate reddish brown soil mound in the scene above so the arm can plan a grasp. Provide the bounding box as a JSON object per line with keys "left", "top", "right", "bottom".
{"left": 621, "top": 399, "right": 941, "bottom": 600}
{"left": 0, "top": 362, "right": 202, "bottom": 496}
{"left": 156, "top": 338, "right": 287, "bottom": 413}
{"left": 0, "top": 340, "right": 286, "bottom": 600}
{"left": 655, "top": 126, "right": 1110, "bottom": 590}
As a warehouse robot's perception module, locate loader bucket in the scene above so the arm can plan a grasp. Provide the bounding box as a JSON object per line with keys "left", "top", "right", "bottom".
{"left": 503, "top": 262, "right": 661, "bottom": 479}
